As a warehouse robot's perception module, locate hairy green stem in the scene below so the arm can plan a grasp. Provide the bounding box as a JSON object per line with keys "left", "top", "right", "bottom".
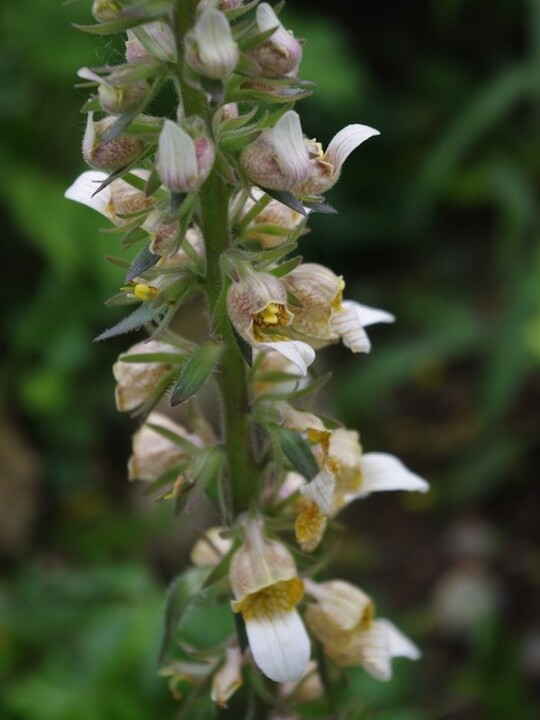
{"left": 173, "top": 1, "right": 258, "bottom": 515}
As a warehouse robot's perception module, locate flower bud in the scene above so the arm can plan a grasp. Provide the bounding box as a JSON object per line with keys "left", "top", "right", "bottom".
{"left": 128, "top": 411, "right": 203, "bottom": 482}
{"left": 143, "top": 211, "right": 180, "bottom": 256}
{"left": 157, "top": 119, "right": 215, "bottom": 193}
{"left": 108, "top": 169, "right": 153, "bottom": 217}
{"left": 185, "top": 8, "right": 239, "bottom": 80}
{"left": 112, "top": 339, "right": 179, "bottom": 412}
{"left": 98, "top": 79, "right": 149, "bottom": 114}
{"left": 126, "top": 22, "right": 177, "bottom": 63}
{"left": 247, "top": 4, "right": 302, "bottom": 78}
{"left": 240, "top": 110, "right": 310, "bottom": 191}
{"left": 92, "top": 0, "right": 122, "bottom": 22}
{"left": 82, "top": 113, "right": 143, "bottom": 170}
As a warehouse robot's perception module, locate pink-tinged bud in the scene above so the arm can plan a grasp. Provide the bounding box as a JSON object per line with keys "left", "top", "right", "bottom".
{"left": 127, "top": 21, "right": 177, "bottom": 63}
{"left": 92, "top": 0, "right": 122, "bottom": 22}
{"left": 241, "top": 188, "right": 305, "bottom": 249}
{"left": 113, "top": 340, "right": 179, "bottom": 412}
{"left": 143, "top": 211, "right": 180, "bottom": 256}
{"left": 157, "top": 119, "right": 215, "bottom": 193}
{"left": 125, "top": 33, "right": 149, "bottom": 63}
{"left": 293, "top": 124, "right": 380, "bottom": 196}
{"left": 82, "top": 112, "right": 143, "bottom": 170}
{"left": 184, "top": 8, "right": 239, "bottom": 80}
{"left": 240, "top": 110, "right": 310, "bottom": 191}
{"left": 213, "top": 102, "right": 239, "bottom": 125}
{"left": 247, "top": 3, "right": 302, "bottom": 78}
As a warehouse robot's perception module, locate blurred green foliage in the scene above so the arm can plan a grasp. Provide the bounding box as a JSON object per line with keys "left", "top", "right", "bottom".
{"left": 0, "top": 0, "right": 539, "bottom": 718}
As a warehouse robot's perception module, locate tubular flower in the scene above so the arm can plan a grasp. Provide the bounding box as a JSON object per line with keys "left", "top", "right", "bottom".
{"left": 157, "top": 119, "right": 215, "bottom": 193}
{"left": 283, "top": 263, "right": 394, "bottom": 353}
{"left": 246, "top": 3, "right": 302, "bottom": 78}
{"left": 82, "top": 112, "right": 143, "bottom": 170}
{"left": 292, "top": 124, "right": 380, "bottom": 197}
{"left": 112, "top": 339, "right": 180, "bottom": 412}
{"left": 284, "top": 263, "right": 345, "bottom": 345}
{"left": 226, "top": 267, "right": 315, "bottom": 375}
{"left": 127, "top": 411, "right": 203, "bottom": 483}
{"left": 184, "top": 7, "right": 239, "bottom": 80}
{"left": 240, "top": 110, "right": 311, "bottom": 191}
{"left": 229, "top": 516, "right": 310, "bottom": 682}
{"left": 317, "top": 428, "right": 429, "bottom": 515}
{"left": 305, "top": 579, "right": 420, "bottom": 681}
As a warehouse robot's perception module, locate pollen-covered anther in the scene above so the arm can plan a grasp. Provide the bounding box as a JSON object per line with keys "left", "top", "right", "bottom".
{"left": 307, "top": 428, "right": 332, "bottom": 454}
{"left": 295, "top": 502, "right": 327, "bottom": 552}
{"left": 232, "top": 577, "right": 304, "bottom": 621}
{"left": 132, "top": 284, "right": 159, "bottom": 302}
{"left": 252, "top": 302, "right": 291, "bottom": 340}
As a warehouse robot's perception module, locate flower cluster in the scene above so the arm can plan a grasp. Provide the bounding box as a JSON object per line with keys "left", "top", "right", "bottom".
{"left": 66, "top": 1, "right": 427, "bottom": 716}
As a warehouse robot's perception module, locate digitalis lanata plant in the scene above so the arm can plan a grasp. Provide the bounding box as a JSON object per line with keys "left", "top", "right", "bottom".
{"left": 66, "top": 0, "right": 428, "bottom": 715}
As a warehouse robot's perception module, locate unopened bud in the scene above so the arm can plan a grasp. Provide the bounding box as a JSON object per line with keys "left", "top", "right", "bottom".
{"left": 247, "top": 3, "right": 302, "bottom": 78}
{"left": 92, "top": 0, "right": 122, "bottom": 22}
{"left": 108, "top": 169, "right": 153, "bottom": 217}
{"left": 185, "top": 8, "right": 239, "bottom": 80}
{"left": 157, "top": 119, "right": 215, "bottom": 193}
{"left": 242, "top": 188, "right": 304, "bottom": 249}
{"left": 83, "top": 113, "right": 143, "bottom": 170}
{"left": 98, "top": 79, "right": 149, "bottom": 114}
{"left": 127, "top": 21, "right": 177, "bottom": 64}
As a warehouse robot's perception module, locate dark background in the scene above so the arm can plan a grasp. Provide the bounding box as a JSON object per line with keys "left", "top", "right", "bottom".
{"left": 1, "top": 1, "right": 539, "bottom": 718}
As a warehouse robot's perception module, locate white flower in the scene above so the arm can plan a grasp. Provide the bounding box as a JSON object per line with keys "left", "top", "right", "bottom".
{"left": 316, "top": 428, "right": 429, "bottom": 515}
{"left": 305, "top": 579, "right": 420, "bottom": 681}
{"left": 210, "top": 642, "right": 244, "bottom": 707}
{"left": 230, "top": 516, "right": 310, "bottom": 682}
{"left": 293, "top": 124, "right": 380, "bottom": 196}
{"left": 331, "top": 299, "right": 395, "bottom": 353}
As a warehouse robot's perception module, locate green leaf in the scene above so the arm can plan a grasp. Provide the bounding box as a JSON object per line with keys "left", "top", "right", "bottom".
{"left": 169, "top": 341, "right": 223, "bottom": 407}
{"left": 269, "top": 424, "right": 319, "bottom": 480}
{"left": 183, "top": 447, "right": 225, "bottom": 514}
{"left": 125, "top": 243, "right": 159, "bottom": 282}
{"left": 158, "top": 566, "right": 211, "bottom": 664}
{"left": 146, "top": 423, "right": 202, "bottom": 455}
{"left": 73, "top": 15, "right": 158, "bottom": 36}
{"left": 269, "top": 255, "right": 303, "bottom": 277}
{"left": 93, "top": 302, "right": 165, "bottom": 342}
{"left": 261, "top": 188, "right": 307, "bottom": 216}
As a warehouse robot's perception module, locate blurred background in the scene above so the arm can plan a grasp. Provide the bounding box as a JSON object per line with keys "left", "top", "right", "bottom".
{"left": 1, "top": 0, "right": 539, "bottom": 718}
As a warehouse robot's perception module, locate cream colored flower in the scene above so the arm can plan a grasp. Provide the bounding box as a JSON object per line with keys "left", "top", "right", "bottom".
{"left": 322, "top": 428, "right": 429, "bottom": 515}
{"left": 112, "top": 339, "right": 180, "bottom": 412}
{"left": 230, "top": 516, "right": 310, "bottom": 682}
{"left": 305, "top": 579, "right": 420, "bottom": 681}
{"left": 246, "top": 3, "right": 302, "bottom": 78}
{"left": 127, "top": 411, "right": 202, "bottom": 483}
{"left": 240, "top": 187, "right": 305, "bottom": 249}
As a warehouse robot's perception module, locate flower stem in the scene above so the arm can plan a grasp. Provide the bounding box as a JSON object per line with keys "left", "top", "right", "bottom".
{"left": 173, "top": 0, "right": 259, "bottom": 516}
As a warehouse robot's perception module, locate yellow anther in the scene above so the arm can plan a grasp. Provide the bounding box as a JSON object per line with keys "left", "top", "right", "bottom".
{"left": 307, "top": 428, "right": 331, "bottom": 455}
{"left": 331, "top": 277, "right": 345, "bottom": 312}
{"left": 260, "top": 302, "right": 281, "bottom": 325}
{"left": 133, "top": 283, "right": 159, "bottom": 302}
